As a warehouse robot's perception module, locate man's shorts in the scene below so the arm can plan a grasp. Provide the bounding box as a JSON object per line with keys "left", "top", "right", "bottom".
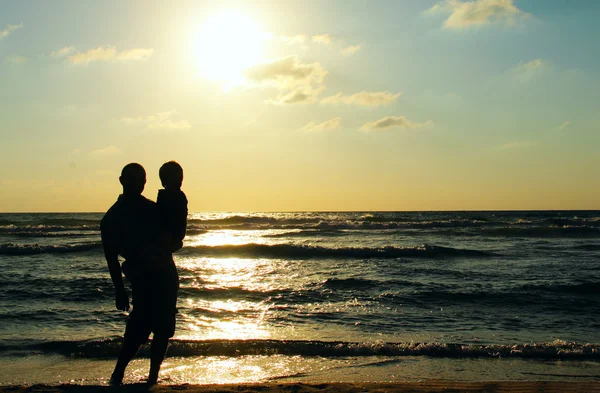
{"left": 124, "top": 262, "right": 179, "bottom": 340}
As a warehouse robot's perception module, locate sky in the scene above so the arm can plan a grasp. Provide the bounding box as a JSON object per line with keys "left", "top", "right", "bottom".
{"left": 1, "top": 0, "right": 599, "bottom": 212}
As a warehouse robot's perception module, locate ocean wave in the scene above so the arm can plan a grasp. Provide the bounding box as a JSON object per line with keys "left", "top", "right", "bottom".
{"left": 9, "top": 231, "right": 99, "bottom": 238}
{"left": 0, "top": 242, "right": 103, "bottom": 256}
{"left": 189, "top": 215, "right": 322, "bottom": 226}
{"left": 179, "top": 243, "right": 493, "bottom": 259}
{"left": 482, "top": 226, "right": 600, "bottom": 238}
{"left": 263, "top": 229, "right": 351, "bottom": 238}
{"left": 34, "top": 218, "right": 100, "bottom": 226}
{"left": 320, "top": 278, "right": 382, "bottom": 289}
{"left": 377, "top": 286, "right": 600, "bottom": 310}
{"left": 0, "top": 224, "right": 100, "bottom": 234}
{"left": 4, "top": 338, "right": 599, "bottom": 360}
{"left": 574, "top": 244, "right": 600, "bottom": 251}
{"left": 520, "top": 282, "right": 600, "bottom": 296}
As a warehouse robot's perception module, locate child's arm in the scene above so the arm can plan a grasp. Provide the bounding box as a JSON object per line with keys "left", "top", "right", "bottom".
{"left": 170, "top": 193, "right": 187, "bottom": 253}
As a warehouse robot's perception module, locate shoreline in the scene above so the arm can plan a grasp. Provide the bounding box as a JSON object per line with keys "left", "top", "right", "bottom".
{"left": 3, "top": 381, "right": 600, "bottom": 393}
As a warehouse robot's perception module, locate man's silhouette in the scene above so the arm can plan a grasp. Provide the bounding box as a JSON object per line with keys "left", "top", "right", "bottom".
{"left": 101, "top": 163, "right": 179, "bottom": 385}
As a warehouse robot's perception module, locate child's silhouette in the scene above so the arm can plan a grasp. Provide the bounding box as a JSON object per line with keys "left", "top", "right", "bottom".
{"left": 157, "top": 161, "right": 188, "bottom": 253}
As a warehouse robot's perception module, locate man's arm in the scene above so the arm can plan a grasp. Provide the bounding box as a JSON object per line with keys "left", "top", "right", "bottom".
{"left": 104, "top": 247, "right": 129, "bottom": 311}
{"left": 101, "top": 215, "right": 130, "bottom": 311}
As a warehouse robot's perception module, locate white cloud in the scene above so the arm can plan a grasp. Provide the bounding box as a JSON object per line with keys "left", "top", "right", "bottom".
{"left": 497, "top": 141, "right": 536, "bottom": 150}
{"left": 427, "top": 0, "right": 529, "bottom": 29}
{"left": 321, "top": 91, "right": 401, "bottom": 106}
{"left": 312, "top": 34, "right": 332, "bottom": 44}
{"left": 341, "top": 45, "right": 361, "bottom": 56}
{"left": 116, "top": 48, "right": 155, "bottom": 61}
{"left": 301, "top": 117, "right": 341, "bottom": 132}
{"left": 559, "top": 121, "right": 570, "bottom": 130}
{"left": 91, "top": 146, "right": 121, "bottom": 156}
{"left": 360, "top": 116, "right": 434, "bottom": 131}
{"left": 279, "top": 35, "right": 306, "bottom": 45}
{"left": 51, "top": 46, "right": 75, "bottom": 58}
{"left": 513, "top": 58, "right": 550, "bottom": 82}
{"left": 68, "top": 46, "right": 116, "bottom": 65}
{"left": 68, "top": 46, "right": 154, "bottom": 65}
{"left": 0, "top": 23, "right": 22, "bottom": 40}
{"left": 244, "top": 56, "right": 327, "bottom": 104}
{"left": 122, "top": 111, "right": 191, "bottom": 130}
{"left": 4, "top": 54, "right": 27, "bottom": 64}
{"left": 517, "top": 58, "right": 548, "bottom": 71}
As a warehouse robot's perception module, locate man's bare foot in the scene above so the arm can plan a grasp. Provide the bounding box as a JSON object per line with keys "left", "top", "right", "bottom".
{"left": 109, "top": 372, "right": 124, "bottom": 386}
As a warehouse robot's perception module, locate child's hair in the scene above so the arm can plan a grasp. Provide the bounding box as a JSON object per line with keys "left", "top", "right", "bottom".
{"left": 159, "top": 161, "right": 184, "bottom": 188}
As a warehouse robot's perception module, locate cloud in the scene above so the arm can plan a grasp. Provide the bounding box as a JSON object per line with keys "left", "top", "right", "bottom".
{"left": 4, "top": 54, "right": 27, "bottom": 64}
{"left": 115, "top": 48, "right": 155, "bottom": 61}
{"left": 427, "top": 0, "right": 529, "bottom": 29}
{"left": 51, "top": 46, "right": 75, "bottom": 58}
{"left": 559, "top": 121, "right": 570, "bottom": 130}
{"left": 513, "top": 58, "right": 550, "bottom": 82}
{"left": 516, "top": 58, "right": 548, "bottom": 71}
{"left": 91, "top": 145, "right": 121, "bottom": 156}
{"left": 244, "top": 56, "right": 327, "bottom": 104}
{"left": 68, "top": 46, "right": 154, "bottom": 65}
{"left": 68, "top": 46, "right": 116, "bottom": 64}
{"left": 321, "top": 91, "right": 401, "bottom": 106}
{"left": 497, "top": 141, "right": 536, "bottom": 150}
{"left": 279, "top": 35, "right": 306, "bottom": 45}
{"left": 360, "top": 116, "right": 434, "bottom": 131}
{"left": 122, "top": 111, "right": 191, "bottom": 130}
{"left": 245, "top": 56, "right": 326, "bottom": 82}
{"left": 341, "top": 45, "right": 361, "bottom": 56}
{"left": 0, "top": 23, "right": 22, "bottom": 40}
{"left": 312, "top": 34, "right": 332, "bottom": 44}
{"left": 301, "top": 117, "right": 341, "bottom": 132}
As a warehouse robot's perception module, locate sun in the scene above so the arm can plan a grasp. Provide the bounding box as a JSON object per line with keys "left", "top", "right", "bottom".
{"left": 194, "top": 11, "right": 266, "bottom": 90}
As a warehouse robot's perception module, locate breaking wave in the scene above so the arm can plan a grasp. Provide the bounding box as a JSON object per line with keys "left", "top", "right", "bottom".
{"left": 0, "top": 242, "right": 102, "bottom": 256}
{"left": 179, "top": 243, "right": 493, "bottom": 259}
{"left": 4, "top": 338, "right": 599, "bottom": 360}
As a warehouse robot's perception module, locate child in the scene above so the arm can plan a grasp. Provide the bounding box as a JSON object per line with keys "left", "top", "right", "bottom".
{"left": 157, "top": 161, "right": 188, "bottom": 253}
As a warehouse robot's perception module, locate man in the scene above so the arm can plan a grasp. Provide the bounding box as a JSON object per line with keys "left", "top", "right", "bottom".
{"left": 101, "top": 163, "right": 179, "bottom": 385}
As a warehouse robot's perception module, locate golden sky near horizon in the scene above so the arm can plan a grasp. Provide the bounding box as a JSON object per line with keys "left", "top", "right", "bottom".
{"left": 1, "top": 0, "right": 599, "bottom": 212}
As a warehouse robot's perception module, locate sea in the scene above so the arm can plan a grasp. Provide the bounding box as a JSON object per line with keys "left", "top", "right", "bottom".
{"left": 1, "top": 211, "right": 600, "bottom": 385}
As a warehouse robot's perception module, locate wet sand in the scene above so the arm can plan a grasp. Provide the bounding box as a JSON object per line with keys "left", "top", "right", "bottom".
{"left": 3, "top": 381, "right": 600, "bottom": 393}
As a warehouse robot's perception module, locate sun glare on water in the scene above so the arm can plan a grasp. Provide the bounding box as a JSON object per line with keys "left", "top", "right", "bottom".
{"left": 194, "top": 11, "right": 266, "bottom": 90}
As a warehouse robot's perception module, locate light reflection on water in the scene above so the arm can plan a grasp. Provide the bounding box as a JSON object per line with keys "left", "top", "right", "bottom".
{"left": 177, "top": 228, "right": 281, "bottom": 340}
{"left": 188, "top": 229, "right": 288, "bottom": 247}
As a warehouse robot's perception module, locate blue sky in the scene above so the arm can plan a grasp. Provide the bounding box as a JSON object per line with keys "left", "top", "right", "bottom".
{"left": 1, "top": 0, "right": 599, "bottom": 211}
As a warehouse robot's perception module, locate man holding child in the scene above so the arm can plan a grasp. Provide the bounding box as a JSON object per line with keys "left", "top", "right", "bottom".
{"left": 100, "top": 161, "right": 187, "bottom": 385}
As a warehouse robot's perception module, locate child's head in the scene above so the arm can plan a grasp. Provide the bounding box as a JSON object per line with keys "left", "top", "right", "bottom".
{"left": 159, "top": 161, "right": 184, "bottom": 189}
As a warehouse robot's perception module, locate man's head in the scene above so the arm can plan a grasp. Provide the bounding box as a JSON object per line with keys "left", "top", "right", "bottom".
{"left": 119, "top": 163, "right": 146, "bottom": 195}
{"left": 159, "top": 161, "right": 183, "bottom": 190}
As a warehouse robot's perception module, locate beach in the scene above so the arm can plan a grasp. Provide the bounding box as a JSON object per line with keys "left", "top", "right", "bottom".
{"left": 3, "top": 381, "right": 600, "bottom": 393}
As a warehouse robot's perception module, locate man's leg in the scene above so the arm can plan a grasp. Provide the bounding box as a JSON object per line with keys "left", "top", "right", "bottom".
{"left": 147, "top": 335, "right": 169, "bottom": 384}
{"left": 111, "top": 278, "right": 152, "bottom": 385}
{"left": 110, "top": 332, "right": 149, "bottom": 384}
{"left": 147, "top": 263, "right": 178, "bottom": 385}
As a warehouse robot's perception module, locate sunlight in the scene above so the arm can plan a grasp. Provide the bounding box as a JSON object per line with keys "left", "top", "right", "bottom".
{"left": 191, "top": 230, "right": 262, "bottom": 247}
{"left": 194, "top": 10, "right": 266, "bottom": 90}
